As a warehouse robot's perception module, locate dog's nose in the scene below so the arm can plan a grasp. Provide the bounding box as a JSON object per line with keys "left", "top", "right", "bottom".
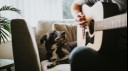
{"left": 61, "top": 31, "right": 65, "bottom": 35}
{"left": 55, "top": 38, "right": 59, "bottom": 41}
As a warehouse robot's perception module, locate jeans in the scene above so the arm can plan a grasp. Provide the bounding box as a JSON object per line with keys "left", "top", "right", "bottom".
{"left": 69, "top": 46, "right": 127, "bottom": 71}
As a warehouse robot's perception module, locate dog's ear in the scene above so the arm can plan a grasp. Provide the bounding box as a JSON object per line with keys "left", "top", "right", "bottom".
{"left": 40, "top": 35, "right": 47, "bottom": 44}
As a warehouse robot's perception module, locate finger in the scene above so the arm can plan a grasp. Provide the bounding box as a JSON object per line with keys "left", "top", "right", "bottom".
{"left": 80, "top": 25, "right": 87, "bottom": 29}
{"left": 76, "top": 17, "right": 86, "bottom": 22}
{"left": 78, "top": 12, "right": 85, "bottom": 16}
{"left": 79, "top": 21, "right": 88, "bottom": 28}
{"left": 79, "top": 23, "right": 86, "bottom": 28}
{"left": 78, "top": 21, "right": 87, "bottom": 25}
{"left": 80, "top": 24, "right": 86, "bottom": 28}
{"left": 75, "top": 18, "right": 80, "bottom": 22}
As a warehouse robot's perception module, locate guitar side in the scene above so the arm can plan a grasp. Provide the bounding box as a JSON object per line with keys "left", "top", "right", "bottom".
{"left": 77, "top": 1, "right": 120, "bottom": 51}
{"left": 77, "top": 1, "right": 103, "bottom": 51}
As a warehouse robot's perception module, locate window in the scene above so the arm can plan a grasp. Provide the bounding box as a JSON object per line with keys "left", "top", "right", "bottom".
{"left": 0, "top": 0, "right": 75, "bottom": 27}
{"left": 62, "top": 0, "right": 75, "bottom": 19}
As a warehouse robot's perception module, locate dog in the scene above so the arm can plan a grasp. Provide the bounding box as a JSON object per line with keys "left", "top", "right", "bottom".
{"left": 40, "top": 30, "right": 77, "bottom": 69}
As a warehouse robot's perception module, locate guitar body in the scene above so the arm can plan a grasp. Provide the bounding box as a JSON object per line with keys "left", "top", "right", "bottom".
{"left": 77, "top": 1, "right": 119, "bottom": 51}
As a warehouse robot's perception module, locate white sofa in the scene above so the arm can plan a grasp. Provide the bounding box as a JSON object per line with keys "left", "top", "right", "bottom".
{"left": 11, "top": 19, "right": 77, "bottom": 71}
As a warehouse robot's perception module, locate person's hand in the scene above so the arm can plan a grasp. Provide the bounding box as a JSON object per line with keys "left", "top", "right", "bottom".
{"left": 75, "top": 12, "right": 87, "bottom": 28}
{"left": 75, "top": 12, "right": 88, "bottom": 39}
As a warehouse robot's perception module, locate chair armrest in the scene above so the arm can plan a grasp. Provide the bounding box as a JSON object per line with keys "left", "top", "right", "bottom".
{"left": 11, "top": 19, "right": 42, "bottom": 71}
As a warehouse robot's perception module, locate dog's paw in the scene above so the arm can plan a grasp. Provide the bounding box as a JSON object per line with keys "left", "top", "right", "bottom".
{"left": 47, "top": 63, "right": 56, "bottom": 69}
{"left": 58, "top": 59, "right": 69, "bottom": 64}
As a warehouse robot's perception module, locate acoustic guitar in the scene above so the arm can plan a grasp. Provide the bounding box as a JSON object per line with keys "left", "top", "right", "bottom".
{"left": 77, "top": 1, "right": 127, "bottom": 51}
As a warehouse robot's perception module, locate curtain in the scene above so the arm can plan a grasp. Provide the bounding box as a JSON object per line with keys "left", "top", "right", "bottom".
{"left": 0, "top": 0, "right": 63, "bottom": 27}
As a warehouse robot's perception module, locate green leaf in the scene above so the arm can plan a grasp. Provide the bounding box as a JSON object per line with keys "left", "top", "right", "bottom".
{"left": 2, "top": 22, "right": 11, "bottom": 33}
{"left": 1, "top": 29, "right": 10, "bottom": 38}
{"left": 1, "top": 18, "right": 11, "bottom": 33}
{"left": 0, "top": 29, "right": 11, "bottom": 43}
{"left": 1, "top": 31, "right": 9, "bottom": 41}
{"left": 0, "top": 5, "right": 21, "bottom": 44}
{"left": 0, "top": 5, "right": 21, "bottom": 14}
{"left": 1, "top": 33, "right": 6, "bottom": 43}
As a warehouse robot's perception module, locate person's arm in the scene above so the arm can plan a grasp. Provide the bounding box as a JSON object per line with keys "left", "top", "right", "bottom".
{"left": 71, "top": 0, "right": 83, "bottom": 18}
{"left": 71, "top": 0, "right": 87, "bottom": 28}
{"left": 71, "top": 0, "right": 98, "bottom": 18}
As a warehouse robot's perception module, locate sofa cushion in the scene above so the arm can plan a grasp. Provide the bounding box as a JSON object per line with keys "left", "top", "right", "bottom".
{"left": 41, "top": 60, "right": 70, "bottom": 71}
{"left": 11, "top": 19, "right": 42, "bottom": 71}
{"left": 53, "top": 23, "right": 77, "bottom": 42}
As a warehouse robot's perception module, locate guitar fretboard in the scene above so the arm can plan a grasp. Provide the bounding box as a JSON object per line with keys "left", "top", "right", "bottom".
{"left": 94, "top": 13, "right": 127, "bottom": 31}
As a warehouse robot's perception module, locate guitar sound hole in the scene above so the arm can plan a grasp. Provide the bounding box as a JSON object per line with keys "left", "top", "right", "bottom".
{"left": 89, "top": 20, "right": 94, "bottom": 34}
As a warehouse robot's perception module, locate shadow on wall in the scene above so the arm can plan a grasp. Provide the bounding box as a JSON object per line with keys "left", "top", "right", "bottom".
{"left": 0, "top": 41, "right": 13, "bottom": 59}
{"left": 0, "top": 41, "right": 15, "bottom": 71}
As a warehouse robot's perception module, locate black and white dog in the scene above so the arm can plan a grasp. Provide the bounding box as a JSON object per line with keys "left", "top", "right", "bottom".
{"left": 40, "top": 30, "right": 77, "bottom": 68}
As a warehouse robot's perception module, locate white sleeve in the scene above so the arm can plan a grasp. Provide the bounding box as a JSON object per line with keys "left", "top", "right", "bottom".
{"left": 73, "top": 0, "right": 87, "bottom": 5}
{"left": 78, "top": 0, "right": 87, "bottom": 5}
{"left": 74, "top": 0, "right": 100, "bottom": 5}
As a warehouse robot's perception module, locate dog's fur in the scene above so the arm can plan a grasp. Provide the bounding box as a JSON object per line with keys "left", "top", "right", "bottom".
{"left": 40, "top": 30, "right": 77, "bottom": 69}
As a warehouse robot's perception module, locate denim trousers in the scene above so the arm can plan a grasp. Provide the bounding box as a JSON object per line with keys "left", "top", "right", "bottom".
{"left": 69, "top": 46, "right": 127, "bottom": 71}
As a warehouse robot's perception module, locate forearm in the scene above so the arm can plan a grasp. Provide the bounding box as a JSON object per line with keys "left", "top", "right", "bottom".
{"left": 71, "top": 0, "right": 97, "bottom": 18}
{"left": 71, "top": 2, "right": 83, "bottom": 18}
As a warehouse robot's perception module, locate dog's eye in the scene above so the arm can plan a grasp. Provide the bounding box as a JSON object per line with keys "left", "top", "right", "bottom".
{"left": 54, "top": 34, "right": 57, "bottom": 37}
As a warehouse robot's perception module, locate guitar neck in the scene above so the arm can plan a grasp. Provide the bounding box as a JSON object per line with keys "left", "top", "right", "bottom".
{"left": 94, "top": 13, "right": 127, "bottom": 31}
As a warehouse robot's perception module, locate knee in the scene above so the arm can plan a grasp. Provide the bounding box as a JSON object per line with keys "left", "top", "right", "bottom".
{"left": 69, "top": 46, "right": 97, "bottom": 63}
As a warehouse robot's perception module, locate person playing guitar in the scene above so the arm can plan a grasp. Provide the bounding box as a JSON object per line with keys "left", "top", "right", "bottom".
{"left": 69, "top": 0, "right": 127, "bottom": 71}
